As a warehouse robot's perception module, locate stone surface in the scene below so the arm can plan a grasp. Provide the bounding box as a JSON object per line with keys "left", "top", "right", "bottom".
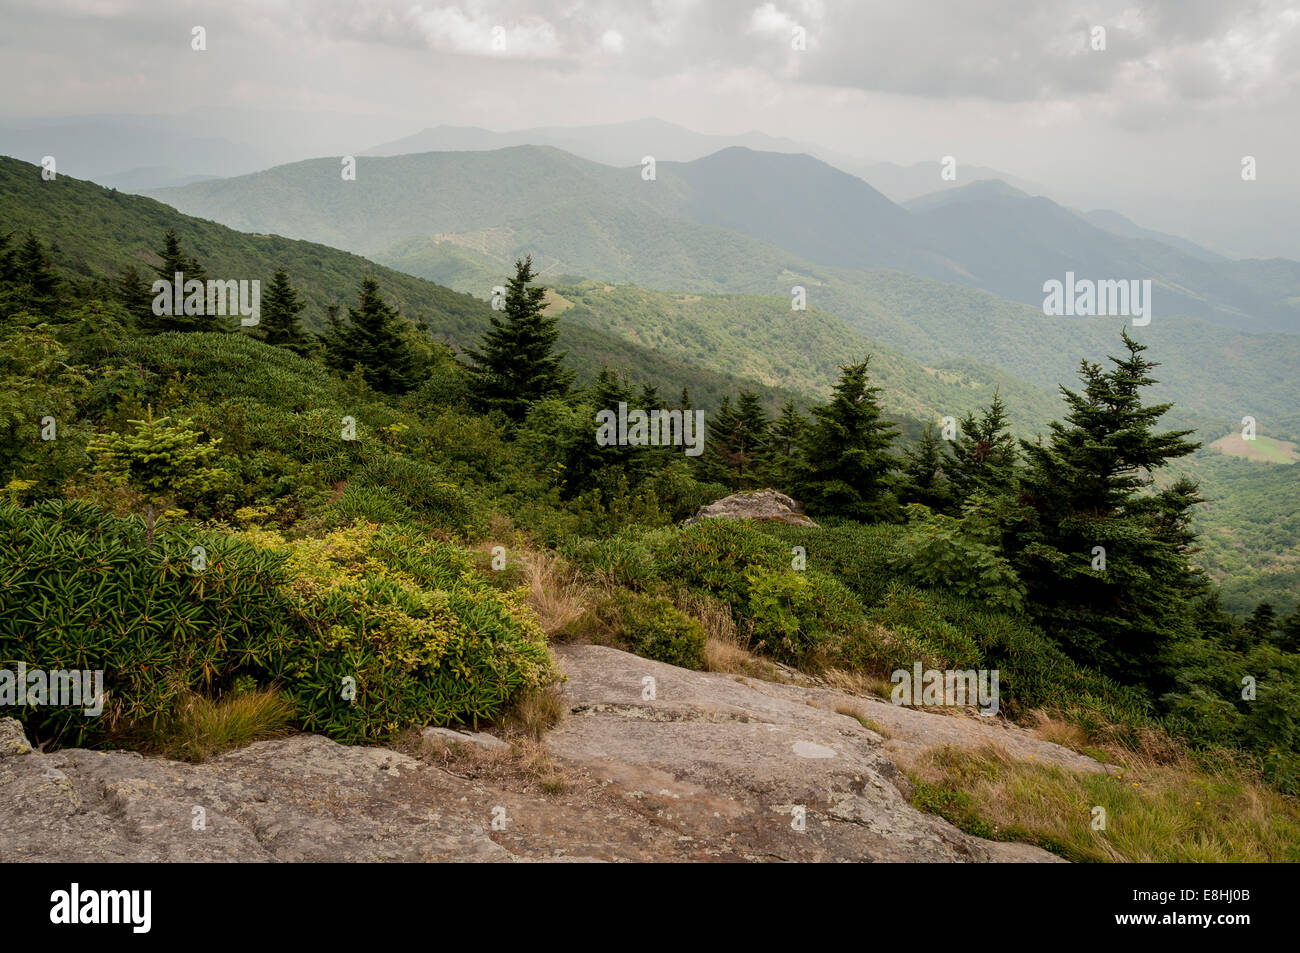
{"left": 422, "top": 726, "right": 512, "bottom": 752}
{"left": 0, "top": 645, "right": 1108, "bottom": 862}
{"left": 682, "top": 489, "right": 818, "bottom": 527}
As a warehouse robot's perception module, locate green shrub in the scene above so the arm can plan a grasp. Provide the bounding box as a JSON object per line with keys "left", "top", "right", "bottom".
{"left": 0, "top": 499, "right": 300, "bottom": 747}
{"left": 354, "top": 454, "right": 488, "bottom": 537}
{"left": 757, "top": 521, "right": 904, "bottom": 606}
{"left": 745, "top": 566, "right": 862, "bottom": 667}
{"left": 559, "top": 532, "right": 659, "bottom": 591}
{"left": 889, "top": 504, "right": 1025, "bottom": 613}
{"left": 642, "top": 519, "right": 791, "bottom": 610}
{"left": 601, "top": 590, "right": 706, "bottom": 670}
{"left": 322, "top": 483, "right": 417, "bottom": 526}
{"left": 0, "top": 502, "right": 556, "bottom": 748}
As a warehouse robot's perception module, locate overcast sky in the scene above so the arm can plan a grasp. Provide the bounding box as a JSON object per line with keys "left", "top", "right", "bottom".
{"left": 4, "top": 0, "right": 1299, "bottom": 204}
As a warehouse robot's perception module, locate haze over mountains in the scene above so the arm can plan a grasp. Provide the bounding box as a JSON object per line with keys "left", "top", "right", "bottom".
{"left": 148, "top": 143, "right": 1300, "bottom": 334}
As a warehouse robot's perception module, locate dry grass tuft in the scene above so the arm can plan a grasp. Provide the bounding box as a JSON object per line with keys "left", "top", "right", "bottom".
{"left": 834, "top": 702, "right": 895, "bottom": 738}
{"left": 520, "top": 551, "right": 591, "bottom": 639}
{"left": 501, "top": 683, "right": 567, "bottom": 741}
{"left": 159, "top": 688, "right": 296, "bottom": 762}
{"left": 822, "top": 667, "right": 894, "bottom": 700}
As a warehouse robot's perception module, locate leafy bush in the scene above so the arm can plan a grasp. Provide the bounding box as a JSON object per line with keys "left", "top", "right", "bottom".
{"left": 0, "top": 502, "right": 556, "bottom": 747}
{"left": 0, "top": 499, "right": 299, "bottom": 747}
{"left": 745, "top": 566, "right": 863, "bottom": 667}
{"left": 558, "top": 532, "right": 659, "bottom": 591}
{"left": 757, "top": 520, "right": 904, "bottom": 606}
{"left": 889, "top": 504, "right": 1025, "bottom": 612}
{"left": 599, "top": 590, "right": 707, "bottom": 669}
{"left": 641, "top": 519, "right": 791, "bottom": 609}
{"left": 354, "top": 454, "right": 488, "bottom": 537}
{"left": 239, "top": 522, "right": 557, "bottom": 741}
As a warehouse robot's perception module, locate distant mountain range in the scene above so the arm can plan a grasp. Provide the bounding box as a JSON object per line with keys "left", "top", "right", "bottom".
{"left": 147, "top": 143, "right": 1300, "bottom": 336}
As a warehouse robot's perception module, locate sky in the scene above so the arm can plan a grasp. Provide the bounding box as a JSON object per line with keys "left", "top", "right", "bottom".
{"left": 3, "top": 0, "right": 1300, "bottom": 247}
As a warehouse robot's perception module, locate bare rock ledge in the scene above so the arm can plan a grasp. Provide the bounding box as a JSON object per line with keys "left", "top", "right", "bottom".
{"left": 0, "top": 644, "right": 1109, "bottom": 862}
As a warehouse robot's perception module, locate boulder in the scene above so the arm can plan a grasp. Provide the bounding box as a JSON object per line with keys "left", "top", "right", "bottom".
{"left": 682, "top": 489, "right": 818, "bottom": 527}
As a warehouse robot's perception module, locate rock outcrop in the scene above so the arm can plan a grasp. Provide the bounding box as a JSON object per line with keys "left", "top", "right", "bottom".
{"left": 0, "top": 644, "right": 1108, "bottom": 862}
{"left": 682, "top": 489, "right": 818, "bottom": 527}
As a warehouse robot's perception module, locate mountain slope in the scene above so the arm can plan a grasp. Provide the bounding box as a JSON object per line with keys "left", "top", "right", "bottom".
{"left": 0, "top": 155, "right": 800, "bottom": 411}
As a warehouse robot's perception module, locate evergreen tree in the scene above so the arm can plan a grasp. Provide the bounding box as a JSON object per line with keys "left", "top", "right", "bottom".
{"left": 259, "top": 268, "right": 307, "bottom": 352}
{"left": 465, "top": 256, "right": 573, "bottom": 421}
{"left": 154, "top": 228, "right": 207, "bottom": 285}
{"left": 141, "top": 229, "right": 223, "bottom": 332}
{"left": 320, "top": 276, "right": 422, "bottom": 394}
{"left": 797, "top": 358, "right": 899, "bottom": 521}
{"left": 1244, "top": 603, "right": 1279, "bottom": 650}
{"left": 760, "top": 399, "right": 807, "bottom": 488}
{"left": 1275, "top": 609, "right": 1300, "bottom": 655}
{"left": 0, "top": 232, "right": 15, "bottom": 283}
{"left": 702, "top": 392, "right": 768, "bottom": 489}
{"left": 86, "top": 408, "right": 226, "bottom": 548}
{"left": 898, "top": 423, "right": 955, "bottom": 512}
{"left": 0, "top": 232, "right": 20, "bottom": 320}
{"left": 13, "top": 232, "right": 61, "bottom": 318}
{"left": 636, "top": 382, "right": 663, "bottom": 410}
{"left": 557, "top": 367, "right": 632, "bottom": 497}
{"left": 948, "top": 391, "right": 1017, "bottom": 504}
{"left": 1012, "top": 331, "right": 1202, "bottom": 680}
{"left": 117, "top": 266, "right": 154, "bottom": 328}
{"left": 732, "top": 391, "right": 769, "bottom": 487}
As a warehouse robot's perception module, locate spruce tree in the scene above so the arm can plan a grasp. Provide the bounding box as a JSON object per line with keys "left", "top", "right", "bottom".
{"left": 142, "top": 229, "right": 222, "bottom": 332}
{"left": 86, "top": 408, "right": 226, "bottom": 548}
{"left": 118, "top": 266, "right": 154, "bottom": 328}
{"left": 898, "top": 423, "right": 955, "bottom": 512}
{"left": 948, "top": 391, "right": 1017, "bottom": 504}
{"left": 560, "top": 367, "right": 630, "bottom": 496}
{"left": 14, "top": 232, "right": 61, "bottom": 318}
{"left": 154, "top": 228, "right": 207, "bottom": 285}
{"left": 320, "top": 276, "right": 422, "bottom": 394}
{"left": 260, "top": 268, "right": 307, "bottom": 353}
{"left": 702, "top": 393, "right": 768, "bottom": 489}
{"left": 1012, "top": 331, "right": 1202, "bottom": 679}
{"left": 465, "top": 256, "right": 573, "bottom": 421}
{"left": 761, "top": 399, "right": 807, "bottom": 488}
{"left": 797, "top": 358, "right": 899, "bottom": 521}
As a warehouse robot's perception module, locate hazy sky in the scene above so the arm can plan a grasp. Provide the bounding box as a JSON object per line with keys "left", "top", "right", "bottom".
{"left": 4, "top": 0, "right": 1299, "bottom": 203}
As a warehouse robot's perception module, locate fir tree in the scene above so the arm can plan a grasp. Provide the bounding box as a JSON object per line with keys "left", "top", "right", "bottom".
{"left": 760, "top": 399, "right": 807, "bottom": 488}
{"left": 702, "top": 393, "right": 769, "bottom": 489}
{"left": 465, "top": 256, "right": 573, "bottom": 421}
{"left": 797, "top": 358, "right": 899, "bottom": 521}
{"left": 1275, "top": 609, "right": 1300, "bottom": 654}
{"left": 154, "top": 228, "right": 207, "bottom": 285}
{"left": 948, "top": 391, "right": 1017, "bottom": 504}
{"left": 259, "top": 268, "right": 307, "bottom": 352}
{"left": 320, "top": 276, "right": 422, "bottom": 394}
{"left": 1012, "top": 331, "right": 1202, "bottom": 679}
{"left": 636, "top": 382, "right": 663, "bottom": 410}
{"left": 86, "top": 408, "right": 226, "bottom": 548}
{"left": 117, "top": 266, "right": 154, "bottom": 327}
{"left": 562, "top": 367, "right": 632, "bottom": 496}
{"left": 141, "top": 229, "right": 223, "bottom": 332}
{"left": 14, "top": 232, "right": 61, "bottom": 318}
{"left": 898, "top": 423, "right": 955, "bottom": 512}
